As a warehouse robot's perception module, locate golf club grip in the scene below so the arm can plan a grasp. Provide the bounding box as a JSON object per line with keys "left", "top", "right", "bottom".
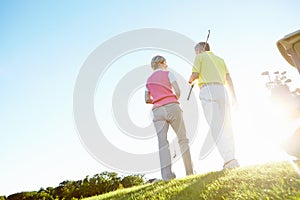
{"left": 187, "top": 84, "right": 194, "bottom": 100}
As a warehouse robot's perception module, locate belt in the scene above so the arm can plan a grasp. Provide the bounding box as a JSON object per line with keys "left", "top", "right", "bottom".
{"left": 200, "top": 82, "right": 222, "bottom": 89}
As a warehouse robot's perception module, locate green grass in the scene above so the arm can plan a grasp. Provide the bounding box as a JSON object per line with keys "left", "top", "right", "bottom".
{"left": 84, "top": 160, "right": 300, "bottom": 200}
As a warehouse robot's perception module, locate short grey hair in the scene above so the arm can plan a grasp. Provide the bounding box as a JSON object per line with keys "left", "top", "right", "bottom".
{"left": 194, "top": 42, "right": 210, "bottom": 51}
{"left": 151, "top": 55, "right": 166, "bottom": 70}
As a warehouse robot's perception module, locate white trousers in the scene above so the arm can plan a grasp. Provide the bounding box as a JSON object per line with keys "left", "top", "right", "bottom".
{"left": 199, "top": 84, "right": 236, "bottom": 163}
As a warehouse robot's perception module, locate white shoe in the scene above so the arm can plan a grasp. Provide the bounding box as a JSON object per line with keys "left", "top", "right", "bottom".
{"left": 223, "top": 159, "right": 240, "bottom": 169}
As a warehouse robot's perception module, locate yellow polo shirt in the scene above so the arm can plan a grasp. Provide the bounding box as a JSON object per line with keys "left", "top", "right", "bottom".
{"left": 192, "top": 51, "right": 229, "bottom": 87}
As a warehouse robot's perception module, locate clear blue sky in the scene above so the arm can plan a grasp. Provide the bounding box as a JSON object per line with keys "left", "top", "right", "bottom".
{"left": 1, "top": 0, "right": 300, "bottom": 196}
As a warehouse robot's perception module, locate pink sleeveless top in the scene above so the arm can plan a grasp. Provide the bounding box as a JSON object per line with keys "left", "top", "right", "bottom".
{"left": 146, "top": 70, "right": 179, "bottom": 109}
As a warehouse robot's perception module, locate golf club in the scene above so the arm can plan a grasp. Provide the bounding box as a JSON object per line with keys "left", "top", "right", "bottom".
{"left": 187, "top": 30, "right": 210, "bottom": 100}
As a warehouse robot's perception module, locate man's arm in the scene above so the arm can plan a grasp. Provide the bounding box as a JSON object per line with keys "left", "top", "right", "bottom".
{"left": 226, "top": 73, "right": 238, "bottom": 106}
{"left": 145, "top": 91, "right": 153, "bottom": 104}
{"left": 189, "top": 72, "right": 199, "bottom": 84}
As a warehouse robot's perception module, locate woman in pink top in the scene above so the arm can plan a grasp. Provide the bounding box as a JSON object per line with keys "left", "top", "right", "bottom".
{"left": 145, "top": 55, "right": 193, "bottom": 180}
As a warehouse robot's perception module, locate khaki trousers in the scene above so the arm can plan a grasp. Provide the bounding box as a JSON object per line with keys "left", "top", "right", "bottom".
{"left": 153, "top": 103, "right": 193, "bottom": 180}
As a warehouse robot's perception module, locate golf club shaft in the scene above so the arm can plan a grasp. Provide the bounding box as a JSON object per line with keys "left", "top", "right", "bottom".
{"left": 187, "top": 30, "right": 210, "bottom": 101}
{"left": 203, "top": 30, "right": 210, "bottom": 51}
{"left": 187, "top": 84, "right": 194, "bottom": 100}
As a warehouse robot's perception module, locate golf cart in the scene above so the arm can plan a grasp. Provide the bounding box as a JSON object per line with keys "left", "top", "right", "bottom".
{"left": 277, "top": 30, "right": 300, "bottom": 75}
{"left": 276, "top": 30, "right": 300, "bottom": 158}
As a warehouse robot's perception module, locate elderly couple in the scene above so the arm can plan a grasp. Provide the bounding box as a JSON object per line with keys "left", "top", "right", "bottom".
{"left": 145, "top": 42, "right": 240, "bottom": 181}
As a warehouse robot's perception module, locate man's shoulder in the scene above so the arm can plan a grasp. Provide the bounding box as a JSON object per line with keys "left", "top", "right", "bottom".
{"left": 209, "top": 52, "right": 225, "bottom": 62}
{"left": 197, "top": 51, "right": 212, "bottom": 58}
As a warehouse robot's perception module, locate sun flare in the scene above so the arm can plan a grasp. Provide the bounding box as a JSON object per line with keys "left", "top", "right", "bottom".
{"left": 232, "top": 97, "right": 296, "bottom": 167}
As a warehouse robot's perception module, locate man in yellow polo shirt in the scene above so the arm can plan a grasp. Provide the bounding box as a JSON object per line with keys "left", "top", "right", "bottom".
{"left": 188, "top": 42, "right": 240, "bottom": 169}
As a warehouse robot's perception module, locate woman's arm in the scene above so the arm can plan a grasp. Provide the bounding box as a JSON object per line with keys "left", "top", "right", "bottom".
{"left": 172, "top": 81, "right": 181, "bottom": 99}
{"left": 145, "top": 91, "right": 153, "bottom": 104}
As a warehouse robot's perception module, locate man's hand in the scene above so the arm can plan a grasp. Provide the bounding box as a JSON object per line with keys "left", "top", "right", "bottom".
{"left": 231, "top": 97, "right": 239, "bottom": 110}
{"left": 189, "top": 72, "right": 199, "bottom": 84}
{"left": 226, "top": 73, "right": 238, "bottom": 109}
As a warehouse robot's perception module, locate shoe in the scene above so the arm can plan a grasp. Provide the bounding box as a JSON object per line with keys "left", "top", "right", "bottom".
{"left": 223, "top": 159, "right": 240, "bottom": 169}
{"left": 164, "top": 172, "right": 176, "bottom": 181}
{"left": 147, "top": 178, "right": 161, "bottom": 184}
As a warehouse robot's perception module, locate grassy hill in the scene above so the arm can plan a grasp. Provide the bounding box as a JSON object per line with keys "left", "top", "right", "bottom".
{"left": 84, "top": 160, "right": 300, "bottom": 200}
